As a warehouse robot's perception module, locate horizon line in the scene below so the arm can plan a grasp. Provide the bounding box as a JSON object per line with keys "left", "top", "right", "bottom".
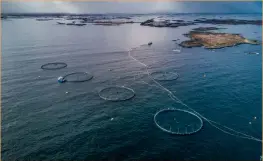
{"left": 2, "top": 12, "right": 262, "bottom": 15}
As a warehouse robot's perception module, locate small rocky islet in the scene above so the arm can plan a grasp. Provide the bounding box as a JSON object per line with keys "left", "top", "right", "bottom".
{"left": 140, "top": 18, "right": 195, "bottom": 27}
{"left": 92, "top": 20, "right": 135, "bottom": 26}
{"left": 194, "top": 18, "right": 262, "bottom": 25}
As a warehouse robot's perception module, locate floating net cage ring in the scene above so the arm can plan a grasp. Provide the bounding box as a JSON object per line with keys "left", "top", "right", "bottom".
{"left": 154, "top": 108, "right": 203, "bottom": 135}
{"left": 62, "top": 72, "right": 93, "bottom": 82}
{"left": 98, "top": 86, "right": 135, "bottom": 101}
{"left": 41, "top": 62, "right": 67, "bottom": 70}
{"left": 150, "top": 71, "right": 179, "bottom": 81}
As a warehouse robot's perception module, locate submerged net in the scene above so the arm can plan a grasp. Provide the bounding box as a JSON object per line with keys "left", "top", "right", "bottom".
{"left": 41, "top": 62, "right": 67, "bottom": 70}
{"left": 99, "top": 86, "right": 135, "bottom": 101}
{"left": 154, "top": 108, "right": 203, "bottom": 135}
{"left": 62, "top": 72, "right": 93, "bottom": 82}
{"left": 150, "top": 71, "right": 179, "bottom": 81}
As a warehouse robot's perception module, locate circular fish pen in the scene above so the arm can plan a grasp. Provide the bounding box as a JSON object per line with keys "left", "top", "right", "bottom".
{"left": 41, "top": 62, "right": 67, "bottom": 70}
{"left": 150, "top": 71, "right": 179, "bottom": 81}
{"left": 154, "top": 108, "right": 203, "bottom": 135}
{"left": 99, "top": 86, "right": 135, "bottom": 101}
{"left": 62, "top": 72, "right": 93, "bottom": 83}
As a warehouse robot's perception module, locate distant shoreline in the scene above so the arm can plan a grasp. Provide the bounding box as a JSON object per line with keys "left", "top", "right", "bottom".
{"left": 1, "top": 12, "right": 262, "bottom": 17}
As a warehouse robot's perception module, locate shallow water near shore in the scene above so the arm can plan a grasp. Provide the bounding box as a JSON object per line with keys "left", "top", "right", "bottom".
{"left": 2, "top": 14, "right": 262, "bottom": 160}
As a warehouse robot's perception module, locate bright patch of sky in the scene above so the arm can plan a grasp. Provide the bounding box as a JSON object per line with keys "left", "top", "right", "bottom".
{"left": 1, "top": 1, "right": 262, "bottom": 14}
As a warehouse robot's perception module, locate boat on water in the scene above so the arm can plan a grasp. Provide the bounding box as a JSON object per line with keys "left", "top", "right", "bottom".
{"left": 57, "top": 76, "right": 66, "bottom": 83}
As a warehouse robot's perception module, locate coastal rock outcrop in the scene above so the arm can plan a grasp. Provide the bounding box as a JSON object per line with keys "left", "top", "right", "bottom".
{"left": 194, "top": 19, "right": 262, "bottom": 25}
{"left": 140, "top": 18, "right": 262, "bottom": 28}
{"left": 192, "top": 27, "right": 224, "bottom": 31}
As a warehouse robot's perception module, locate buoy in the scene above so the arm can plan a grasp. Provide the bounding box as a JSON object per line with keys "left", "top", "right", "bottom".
{"left": 254, "top": 116, "right": 257, "bottom": 120}
{"left": 249, "top": 122, "right": 252, "bottom": 125}
{"left": 148, "top": 42, "right": 153, "bottom": 46}
{"left": 58, "top": 76, "right": 65, "bottom": 83}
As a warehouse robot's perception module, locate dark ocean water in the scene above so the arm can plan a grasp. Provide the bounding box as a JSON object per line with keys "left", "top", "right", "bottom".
{"left": 2, "top": 14, "right": 262, "bottom": 160}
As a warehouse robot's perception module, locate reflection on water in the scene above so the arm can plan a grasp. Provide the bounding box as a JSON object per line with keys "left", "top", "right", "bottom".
{"left": 2, "top": 14, "right": 262, "bottom": 160}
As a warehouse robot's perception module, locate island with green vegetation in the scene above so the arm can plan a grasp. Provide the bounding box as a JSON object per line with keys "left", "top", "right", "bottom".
{"left": 179, "top": 31, "right": 260, "bottom": 49}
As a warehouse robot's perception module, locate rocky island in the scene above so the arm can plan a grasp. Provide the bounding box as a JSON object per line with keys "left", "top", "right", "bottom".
{"left": 179, "top": 31, "right": 260, "bottom": 49}
{"left": 93, "top": 20, "right": 134, "bottom": 26}
{"left": 140, "top": 18, "right": 262, "bottom": 28}
{"left": 140, "top": 18, "right": 195, "bottom": 28}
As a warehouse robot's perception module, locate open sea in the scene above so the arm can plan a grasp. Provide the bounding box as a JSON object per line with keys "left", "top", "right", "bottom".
{"left": 2, "top": 14, "right": 262, "bottom": 160}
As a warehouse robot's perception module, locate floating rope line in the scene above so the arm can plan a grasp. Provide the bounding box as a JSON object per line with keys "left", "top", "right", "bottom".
{"left": 128, "top": 45, "right": 262, "bottom": 143}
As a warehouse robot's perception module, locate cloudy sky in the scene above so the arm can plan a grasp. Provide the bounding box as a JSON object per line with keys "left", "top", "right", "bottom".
{"left": 1, "top": 1, "right": 262, "bottom": 14}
